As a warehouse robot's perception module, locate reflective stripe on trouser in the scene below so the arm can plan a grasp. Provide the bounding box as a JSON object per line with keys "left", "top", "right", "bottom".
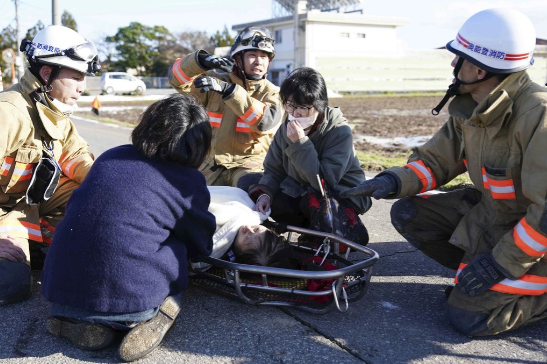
{"left": 0, "top": 177, "right": 79, "bottom": 263}
{"left": 390, "top": 187, "right": 547, "bottom": 335}
{"left": 0, "top": 177, "right": 79, "bottom": 303}
{"left": 446, "top": 279, "right": 547, "bottom": 336}
{"left": 200, "top": 161, "right": 263, "bottom": 188}
{"left": 390, "top": 187, "right": 482, "bottom": 270}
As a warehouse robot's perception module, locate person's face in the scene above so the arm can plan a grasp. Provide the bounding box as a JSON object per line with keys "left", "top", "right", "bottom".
{"left": 242, "top": 50, "right": 270, "bottom": 77}
{"left": 284, "top": 97, "right": 316, "bottom": 118}
{"left": 234, "top": 225, "right": 268, "bottom": 254}
{"left": 450, "top": 55, "right": 480, "bottom": 93}
{"left": 47, "top": 67, "right": 86, "bottom": 105}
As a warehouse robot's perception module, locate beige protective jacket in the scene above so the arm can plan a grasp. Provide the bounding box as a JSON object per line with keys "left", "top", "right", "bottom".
{"left": 386, "top": 71, "right": 547, "bottom": 294}
{"left": 169, "top": 50, "right": 282, "bottom": 169}
{"left": 0, "top": 70, "right": 93, "bottom": 243}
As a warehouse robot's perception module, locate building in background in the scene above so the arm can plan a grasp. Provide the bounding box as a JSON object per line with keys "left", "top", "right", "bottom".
{"left": 233, "top": 0, "right": 547, "bottom": 93}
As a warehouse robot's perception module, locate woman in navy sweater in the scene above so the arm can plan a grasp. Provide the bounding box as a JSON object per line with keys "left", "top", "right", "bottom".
{"left": 41, "top": 93, "right": 216, "bottom": 362}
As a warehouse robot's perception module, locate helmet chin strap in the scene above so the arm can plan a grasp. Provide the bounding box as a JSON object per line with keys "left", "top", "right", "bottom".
{"left": 29, "top": 65, "right": 60, "bottom": 105}
{"left": 431, "top": 57, "right": 497, "bottom": 115}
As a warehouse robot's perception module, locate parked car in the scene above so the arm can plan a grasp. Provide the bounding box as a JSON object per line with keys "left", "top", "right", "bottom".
{"left": 101, "top": 72, "right": 146, "bottom": 95}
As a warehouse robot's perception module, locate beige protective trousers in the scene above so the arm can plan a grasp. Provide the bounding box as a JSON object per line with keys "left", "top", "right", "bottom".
{"left": 390, "top": 188, "right": 547, "bottom": 336}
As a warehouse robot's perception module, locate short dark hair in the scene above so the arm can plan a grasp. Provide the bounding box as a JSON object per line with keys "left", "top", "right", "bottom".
{"left": 235, "top": 229, "right": 304, "bottom": 269}
{"left": 280, "top": 67, "right": 328, "bottom": 114}
{"left": 131, "top": 93, "right": 212, "bottom": 168}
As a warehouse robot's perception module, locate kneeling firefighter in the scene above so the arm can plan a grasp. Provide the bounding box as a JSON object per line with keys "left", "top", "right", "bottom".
{"left": 0, "top": 25, "right": 99, "bottom": 304}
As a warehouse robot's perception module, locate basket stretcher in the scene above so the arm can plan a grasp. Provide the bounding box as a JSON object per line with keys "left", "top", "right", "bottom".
{"left": 189, "top": 225, "right": 379, "bottom": 314}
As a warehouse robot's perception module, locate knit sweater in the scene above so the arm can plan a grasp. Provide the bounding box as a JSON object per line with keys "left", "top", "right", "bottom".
{"left": 41, "top": 144, "right": 215, "bottom": 313}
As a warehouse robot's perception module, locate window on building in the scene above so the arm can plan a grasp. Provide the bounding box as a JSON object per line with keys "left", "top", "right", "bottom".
{"left": 275, "top": 30, "right": 282, "bottom": 44}
{"left": 340, "top": 32, "right": 350, "bottom": 38}
{"left": 357, "top": 33, "right": 366, "bottom": 39}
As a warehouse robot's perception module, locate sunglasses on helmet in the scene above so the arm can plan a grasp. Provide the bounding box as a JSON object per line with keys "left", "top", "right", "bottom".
{"left": 36, "top": 41, "right": 98, "bottom": 63}
{"left": 32, "top": 41, "right": 101, "bottom": 75}
{"left": 240, "top": 34, "right": 275, "bottom": 49}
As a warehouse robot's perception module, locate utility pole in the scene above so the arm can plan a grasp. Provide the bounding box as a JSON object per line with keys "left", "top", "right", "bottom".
{"left": 52, "top": 0, "right": 61, "bottom": 25}
{"left": 13, "top": 0, "right": 24, "bottom": 82}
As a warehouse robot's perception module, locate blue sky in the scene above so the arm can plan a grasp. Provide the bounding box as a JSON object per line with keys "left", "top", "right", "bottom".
{"left": 2, "top": 0, "right": 547, "bottom": 50}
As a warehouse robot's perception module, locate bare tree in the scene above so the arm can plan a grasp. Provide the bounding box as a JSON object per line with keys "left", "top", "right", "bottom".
{"left": 176, "top": 30, "right": 215, "bottom": 54}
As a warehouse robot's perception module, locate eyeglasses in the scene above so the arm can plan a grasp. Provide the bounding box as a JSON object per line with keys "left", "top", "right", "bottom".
{"left": 283, "top": 102, "right": 314, "bottom": 116}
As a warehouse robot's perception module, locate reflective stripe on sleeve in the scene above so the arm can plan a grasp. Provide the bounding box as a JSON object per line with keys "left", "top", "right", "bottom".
{"left": 455, "top": 263, "right": 547, "bottom": 296}
{"left": 240, "top": 101, "right": 265, "bottom": 125}
{"left": 404, "top": 160, "right": 437, "bottom": 193}
{"left": 235, "top": 118, "right": 252, "bottom": 133}
{"left": 61, "top": 154, "right": 92, "bottom": 179}
{"left": 172, "top": 58, "right": 192, "bottom": 84}
{"left": 513, "top": 218, "right": 547, "bottom": 257}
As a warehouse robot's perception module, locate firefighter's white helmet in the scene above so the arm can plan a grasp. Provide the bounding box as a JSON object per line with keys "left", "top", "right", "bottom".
{"left": 22, "top": 25, "right": 100, "bottom": 75}
{"left": 446, "top": 8, "right": 536, "bottom": 73}
{"left": 230, "top": 26, "right": 275, "bottom": 59}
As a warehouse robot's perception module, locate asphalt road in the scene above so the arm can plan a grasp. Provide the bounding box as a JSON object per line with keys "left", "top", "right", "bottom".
{"left": 1, "top": 115, "right": 546, "bottom": 363}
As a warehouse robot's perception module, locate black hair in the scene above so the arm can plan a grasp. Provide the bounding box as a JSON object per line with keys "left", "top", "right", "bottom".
{"left": 280, "top": 67, "right": 328, "bottom": 115}
{"left": 131, "top": 93, "right": 212, "bottom": 167}
{"left": 235, "top": 229, "right": 305, "bottom": 269}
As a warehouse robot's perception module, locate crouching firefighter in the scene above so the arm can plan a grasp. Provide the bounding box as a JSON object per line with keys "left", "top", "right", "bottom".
{"left": 341, "top": 8, "right": 547, "bottom": 336}
{"left": 169, "top": 26, "right": 283, "bottom": 191}
{"left": 0, "top": 25, "right": 99, "bottom": 304}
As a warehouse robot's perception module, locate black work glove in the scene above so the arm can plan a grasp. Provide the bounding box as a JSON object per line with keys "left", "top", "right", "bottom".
{"left": 197, "top": 53, "right": 233, "bottom": 72}
{"left": 457, "top": 253, "right": 506, "bottom": 297}
{"left": 194, "top": 76, "right": 230, "bottom": 95}
{"left": 340, "top": 174, "right": 398, "bottom": 199}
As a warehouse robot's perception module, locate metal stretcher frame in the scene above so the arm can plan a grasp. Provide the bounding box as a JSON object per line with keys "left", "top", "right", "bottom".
{"left": 189, "top": 225, "right": 380, "bottom": 314}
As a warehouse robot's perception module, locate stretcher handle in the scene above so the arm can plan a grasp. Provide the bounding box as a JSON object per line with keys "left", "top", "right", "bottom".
{"left": 332, "top": 281, "right": 349, "bottom": 312}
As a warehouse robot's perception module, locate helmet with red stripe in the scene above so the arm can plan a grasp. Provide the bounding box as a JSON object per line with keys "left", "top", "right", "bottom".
{"left": 446, "top": 8, "right": 536, "bottom": 73}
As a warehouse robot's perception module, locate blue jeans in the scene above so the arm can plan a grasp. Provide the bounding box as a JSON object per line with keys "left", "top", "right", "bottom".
{"left": 50, "top": 301, "right": 163, "bottom": 331}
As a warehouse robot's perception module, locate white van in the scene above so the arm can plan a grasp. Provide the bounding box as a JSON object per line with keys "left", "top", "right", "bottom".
{"left": 101, "top": 72, "right": 147, "bottom": 95}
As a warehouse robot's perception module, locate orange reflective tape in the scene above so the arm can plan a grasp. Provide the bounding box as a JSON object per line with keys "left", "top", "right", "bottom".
{"left": 0, "top": 220, "right": 43, "bottom": 242}
{"left": 12, "top": 162, "right": 34, "bottom": 181}
{"left": 455, "top": 263, "right": 547, "bottom": 295}
{"left": 172, "top": 58, "right": 192, "bottom": 84}
{"left": 241, "top": 101, "right": 265, "bottom": 125}
{"left": 61, "top": 154, "right": 90, "bottom": 179}
{"left": 235, "top": 118, "right": 252, "bottom": 133}
{"left": 1, "top": 156, "right": 14, "bottom": 176}
{"left": 207, "top": 111, "right": 222, "bottom": 128}
{"left": 513, "top": 218, "right": 547, "bottom": 256}
{"left": 405, "top": 160, "right": 436, "bottom": 193}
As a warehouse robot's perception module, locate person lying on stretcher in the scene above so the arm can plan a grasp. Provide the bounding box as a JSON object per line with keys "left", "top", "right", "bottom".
{"left": 191, "top": 186, "right": 304, "bottom": 270}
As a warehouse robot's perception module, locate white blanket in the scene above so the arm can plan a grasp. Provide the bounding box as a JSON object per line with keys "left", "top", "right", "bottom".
{"left": 191, "top": 186, "right": 270, "bottom": 270}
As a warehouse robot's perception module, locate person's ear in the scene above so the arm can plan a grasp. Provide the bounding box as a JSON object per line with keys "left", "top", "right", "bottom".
{"left": 476, "top": 67, "right": 488, "bottom": 81}
{"left": 39, "top": 65, "right": 52, "bottom": 83}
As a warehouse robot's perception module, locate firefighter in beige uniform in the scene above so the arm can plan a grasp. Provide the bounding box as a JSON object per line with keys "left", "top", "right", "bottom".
{"left": 0, "top": 25, "right": 99, "bottom": 304}
{"left": 343, "top": 8, "right": 547, "bottom": 336}
{"left": 169, "top": 27, "right": 282, "bottom": 191}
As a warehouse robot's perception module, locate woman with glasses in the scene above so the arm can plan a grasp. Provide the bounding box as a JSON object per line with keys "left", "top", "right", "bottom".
{"left": 249, "top": 67, "right": 371, "bottom": 246}
{"left": 0, "top": 25, "right": 99, "bottom": 305}
{"left": 169, "top": 26, "right": 283, "bottom": 192}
